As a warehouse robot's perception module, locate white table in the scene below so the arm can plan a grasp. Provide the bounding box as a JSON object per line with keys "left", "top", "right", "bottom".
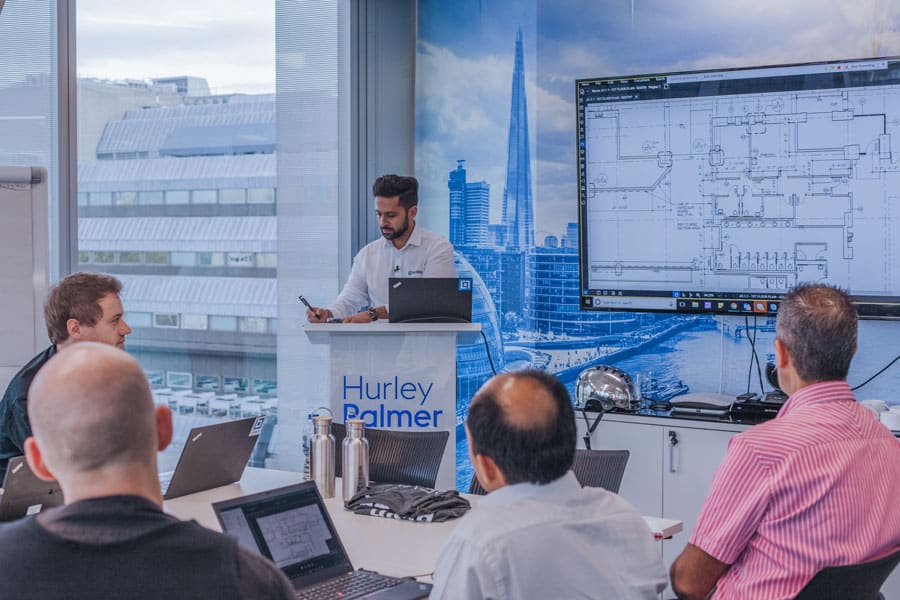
{"left": 165, "top": 468, "right": 683, "bottom": 579}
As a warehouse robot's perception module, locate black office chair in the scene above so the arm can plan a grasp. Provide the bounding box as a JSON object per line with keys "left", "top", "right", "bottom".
{"left": 792, "top": 546, "right": 900, "bottom": 600}
{"left": 468, "top": 449, "right": 630, "bottom": 496}
{"left": 330, "top": 423, "right": 449, "bottom": 489}
{"left": 572, "top": 449, "right": 629, "bottom": 493}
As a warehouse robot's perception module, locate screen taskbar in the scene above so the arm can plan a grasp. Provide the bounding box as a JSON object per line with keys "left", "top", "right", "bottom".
{"left": 581, "top": 289, "right": 900, "bottom": 318}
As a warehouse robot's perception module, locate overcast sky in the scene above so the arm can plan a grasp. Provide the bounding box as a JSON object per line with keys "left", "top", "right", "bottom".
{"left": 77, "top": 0, "right": 275, "bottom": 94}
{"left": 416, "top": 0, "right": 900, "bottom": 238}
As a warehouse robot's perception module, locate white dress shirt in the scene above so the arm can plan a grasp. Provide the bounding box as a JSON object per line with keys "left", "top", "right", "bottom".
{"left": 431, "top": 471, "right": 667, "bottom": 600}
{"left": 328, "top": 224, "right": 457, "bottom": 318}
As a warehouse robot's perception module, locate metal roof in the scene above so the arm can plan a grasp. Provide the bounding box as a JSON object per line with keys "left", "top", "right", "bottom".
{"left": 97, "top": 97, "right": 275, "bottom": 155}
{"left": 119, "top": 274, "right": 276, "bottom": 317}
{"left": 79, "top": 216, "right": 275, "bottom": 252}
{"left": 78, "top": 153, "right": 275, "bottom": 191}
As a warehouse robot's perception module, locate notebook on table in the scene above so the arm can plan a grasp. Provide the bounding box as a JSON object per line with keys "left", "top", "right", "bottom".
{"left": 159, "top": 415, "right": 265, "bottom": 500}
{"left": 0, "top": 456, "right": 64, "bottom": 521}
{"left": 388, "top": 277, "right": 472, "bottom": 323}
{"left": 213, "top": 482, "right": 431, "bottom": 600}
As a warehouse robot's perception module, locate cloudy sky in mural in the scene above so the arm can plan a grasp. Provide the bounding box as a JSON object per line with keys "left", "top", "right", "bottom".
{"left": 415, "top": 0, "right": 900, "bottom": 238}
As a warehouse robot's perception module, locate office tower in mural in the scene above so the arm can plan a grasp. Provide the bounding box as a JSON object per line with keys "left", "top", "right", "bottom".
{"left": 450, "top": 29, "right": 704, "bottom": 488}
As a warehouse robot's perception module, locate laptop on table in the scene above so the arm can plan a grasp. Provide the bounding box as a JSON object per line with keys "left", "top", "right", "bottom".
{"left": 0, "top": 456, "right": 64, "bottom": 521}
{"left": 388, "top": 277, "right": 472, "bottom": 323}
{"left": 213, "top": 482, "right": 431, "bottom": 600}
{"left": 159, "top": 415, "right": 265, "bottom": 500}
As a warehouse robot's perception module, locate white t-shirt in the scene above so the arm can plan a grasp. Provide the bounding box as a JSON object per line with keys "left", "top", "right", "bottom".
{"left": 328, "top": 224, "right": 457, "bottom": 318}
{"left": 431, "top": 471, "right": 668, "bottom": 600}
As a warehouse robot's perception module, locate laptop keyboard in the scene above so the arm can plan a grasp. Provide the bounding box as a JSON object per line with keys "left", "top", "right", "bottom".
{"left": 295, "top": 571, "right": 400, "bottom": 600}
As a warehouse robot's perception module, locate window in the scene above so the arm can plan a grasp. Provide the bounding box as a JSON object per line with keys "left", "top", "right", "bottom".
{"left": 171, "top": 252, "right": 197, "bottom": 267}
{"left": 196, "top": 375, "right": 220, "bottom": 390}
{"left": 239, "top": 316, "right": 268, "bottom": 333}
{"left": 167, "top": 371, "right": 192, "bottom": 389}
{"left": 118, "top": 251, "right": 142, "bottom": 264}
{"left": 126, "top": 312, "right": 153, "bottom": 328}
{"left": 115, "top": 191, "right": 138, "bottom": 206}
{"left": 254, "top": 379, "right": 278, "bottom": 395}
{"left": 154, "top": 313, "right": 179, "bottom": 328}
{"left": 93, "top": 251, "right": 114, "bottom": 264}
{"left": 227, "top": 252, "right": 255, "bottom": 267}
{"left": 220, "top": 188, "right": 246, "bottom": 204}
{"left": 145, "top": 251, "right": 169, "bottom": 265}
{"left": 192, "top": 189, "right": 218, "bottom": 204}
{"left": 139, "top": 191, "right": 163, "bottom": 205}
{"left": 181, "top": 314, "right": 208, "bottom": 330}
{"left": 90, "top": 192, "right": 113, "bottom": 206}
{"left": 145, "top": 371, "right": 165, "bottom": 386}
{"left": 223, "top": 376, "right": 249, "bottom": 393}
{"left": 248, "top": 188, "right": 275, "bottom": 204}
{"left": 78, "top": 193, "right": 89, "bottom": 206}
{"left": 165, "top": 190, "right": 190, "bottom": 205}
{"left": 209, "top": 315, "right": 238, "bottom": 331}
{"left": 257, "top": 253, "right": 277, "bottom": 268}
{"left": 198, "top": 252, "right": 225, "bottom": 266}
{"left": 78, "top": 251, "right": 90, "bottom": 264}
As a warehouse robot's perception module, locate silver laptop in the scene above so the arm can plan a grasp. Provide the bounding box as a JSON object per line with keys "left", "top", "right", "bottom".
{"left": 213, "top": 482, "right": 431, "bottom": 600}
{"left": 388, "top": 277, "right": 472, "bottom": 323}
{"left": 160, "top": 416, "right": 265, "bottom": 500}
{"left": 0, "top": 456, "right": 64, "bottom": 521}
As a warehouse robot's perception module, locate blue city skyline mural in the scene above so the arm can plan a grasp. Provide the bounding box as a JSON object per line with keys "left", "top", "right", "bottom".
{"left": 415, "top": 0, "right": 900, "bottom": 490}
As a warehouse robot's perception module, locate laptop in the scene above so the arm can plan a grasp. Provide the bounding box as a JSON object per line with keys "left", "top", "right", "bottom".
{"left": 388, "top": 277, "right": 472, "bottom": 323}
{"left": 213, "top": 482, "right": 431, "bottom": 600}
{"left": 0, "top": 456, "right": 64, "bottom": 521}
{"left": 159, "top": 415, "right": 265, "bottom": 500}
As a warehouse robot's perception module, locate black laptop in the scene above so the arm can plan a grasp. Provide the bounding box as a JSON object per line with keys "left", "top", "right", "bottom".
{"left": 213, "top": 482, "right": 431, "bottom": 600}
{"left": 388, "top": 277, "right": 472, "bottom": 323}
{"left": 0, "top": 456, "right": 64, "bottom": 521}
{"left": 159, "top": 416, "right": 265, "bottom": 500}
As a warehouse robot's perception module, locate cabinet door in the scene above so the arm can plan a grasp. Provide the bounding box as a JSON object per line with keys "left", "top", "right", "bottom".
{"left": 661, "top": 426, "right": 736, "bottom": 566}
{"left": 579, "top": 418, "right": 663, "bottom": 518}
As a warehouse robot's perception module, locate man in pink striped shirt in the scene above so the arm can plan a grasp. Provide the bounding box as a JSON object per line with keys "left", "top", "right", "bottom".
{"left": 670, "top": 284, "right": 900, "bottom": 599}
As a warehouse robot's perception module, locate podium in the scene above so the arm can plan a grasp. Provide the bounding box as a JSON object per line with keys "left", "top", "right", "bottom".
{"left": 305, "top": 322, "right": 481, "bottom": 489}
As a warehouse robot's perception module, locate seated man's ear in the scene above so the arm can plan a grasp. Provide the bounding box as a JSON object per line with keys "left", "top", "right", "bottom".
{"left": 156, "top": 404, "right": 173, "bottom": 451}
{"left": 24, "top": 437, "right": 56, "bottom": 482}
{"left": 473, "top": 452, "right": 507, "bottom": 493}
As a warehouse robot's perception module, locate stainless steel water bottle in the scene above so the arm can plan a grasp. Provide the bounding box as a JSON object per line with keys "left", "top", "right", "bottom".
{"left": 309, "top": 415, "right": 335, "bottom": 498}
{"left": 342, "top": 419, "right": 370, "bottom": 502}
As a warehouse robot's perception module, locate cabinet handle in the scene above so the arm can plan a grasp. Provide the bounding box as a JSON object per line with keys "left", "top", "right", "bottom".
{"left": 668, "top": 430, "right": 679, "bottom": 473}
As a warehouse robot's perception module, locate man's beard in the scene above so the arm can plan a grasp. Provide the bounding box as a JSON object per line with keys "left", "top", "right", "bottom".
{"left": 382, "top": 214, "right": 410, "bottom": 240}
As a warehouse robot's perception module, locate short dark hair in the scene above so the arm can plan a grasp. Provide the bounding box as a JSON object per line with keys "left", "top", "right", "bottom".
{"left": 372, "top": 174, "right": 418, "bottom": 209}
{"left": 466, "top": 369, "right": 576, "bottom": 485}
{"left": 776, "top": 283, "right": 857, "bottom": 382}
{"left": 44, "top": 272, "right": 123, "bottom": 344}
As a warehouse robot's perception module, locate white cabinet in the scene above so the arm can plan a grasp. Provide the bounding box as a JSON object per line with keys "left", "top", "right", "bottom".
{"left": 661, "top": 425, "right": 736, "bottom": 565}
{"left": 577, "top": 414, "right": 743, "bottom": 592}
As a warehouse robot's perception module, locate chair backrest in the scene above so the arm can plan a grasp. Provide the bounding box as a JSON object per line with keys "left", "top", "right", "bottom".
{"left": 330, "top": 423, "right": 449, "bottom": 489}
{"left": 793, "top": 546, "right": 900, "bottom": 600}
{"left": 573, "top": 449, "right": 629, "bottom": 493}
{"left": 467, "top": 448, "right": 630, "bottom": 496}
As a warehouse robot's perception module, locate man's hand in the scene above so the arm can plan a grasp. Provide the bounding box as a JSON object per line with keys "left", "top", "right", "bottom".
{"left": 306, "top": 307, "right": 333, "bottom": 323}
{"left": 343, "top": 311, "right": 373, "bottom": 323}
{"left": 342, "top": 306, "right": 387, "bottom": 323}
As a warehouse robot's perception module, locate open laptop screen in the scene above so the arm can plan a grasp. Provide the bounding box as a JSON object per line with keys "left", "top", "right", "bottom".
{"left": 215, "top": 482, "right": 353, "bottom": 585}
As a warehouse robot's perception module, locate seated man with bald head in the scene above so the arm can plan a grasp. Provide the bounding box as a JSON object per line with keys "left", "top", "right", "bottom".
{"left": 431, "top": 369, "right": 667, "bottom": 599}
{"left": 0, "top": 343, "right": 293, "bottom": 600}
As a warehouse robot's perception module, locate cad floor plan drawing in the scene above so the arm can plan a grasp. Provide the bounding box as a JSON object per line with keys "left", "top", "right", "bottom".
{"left": 583, "top": 86, "right": 900, "bottom": 296}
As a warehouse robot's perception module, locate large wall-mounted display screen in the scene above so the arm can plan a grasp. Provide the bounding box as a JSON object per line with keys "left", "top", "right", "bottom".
{"left": 577, "top": 57, "right": 900, "bottom": 318}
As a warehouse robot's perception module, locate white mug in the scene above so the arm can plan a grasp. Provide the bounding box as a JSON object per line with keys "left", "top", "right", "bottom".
{"left": 880, "top": 410, "right": 900, "bottom": 432}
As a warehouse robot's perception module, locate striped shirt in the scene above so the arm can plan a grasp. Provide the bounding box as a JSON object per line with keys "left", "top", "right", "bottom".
{"left": 690, "top": 380, "right": 900, "bottom": 599}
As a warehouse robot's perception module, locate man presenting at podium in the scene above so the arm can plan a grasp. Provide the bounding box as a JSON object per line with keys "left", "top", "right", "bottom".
{"left": 306, "top": 174, "right": 457, "bottom": 324}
